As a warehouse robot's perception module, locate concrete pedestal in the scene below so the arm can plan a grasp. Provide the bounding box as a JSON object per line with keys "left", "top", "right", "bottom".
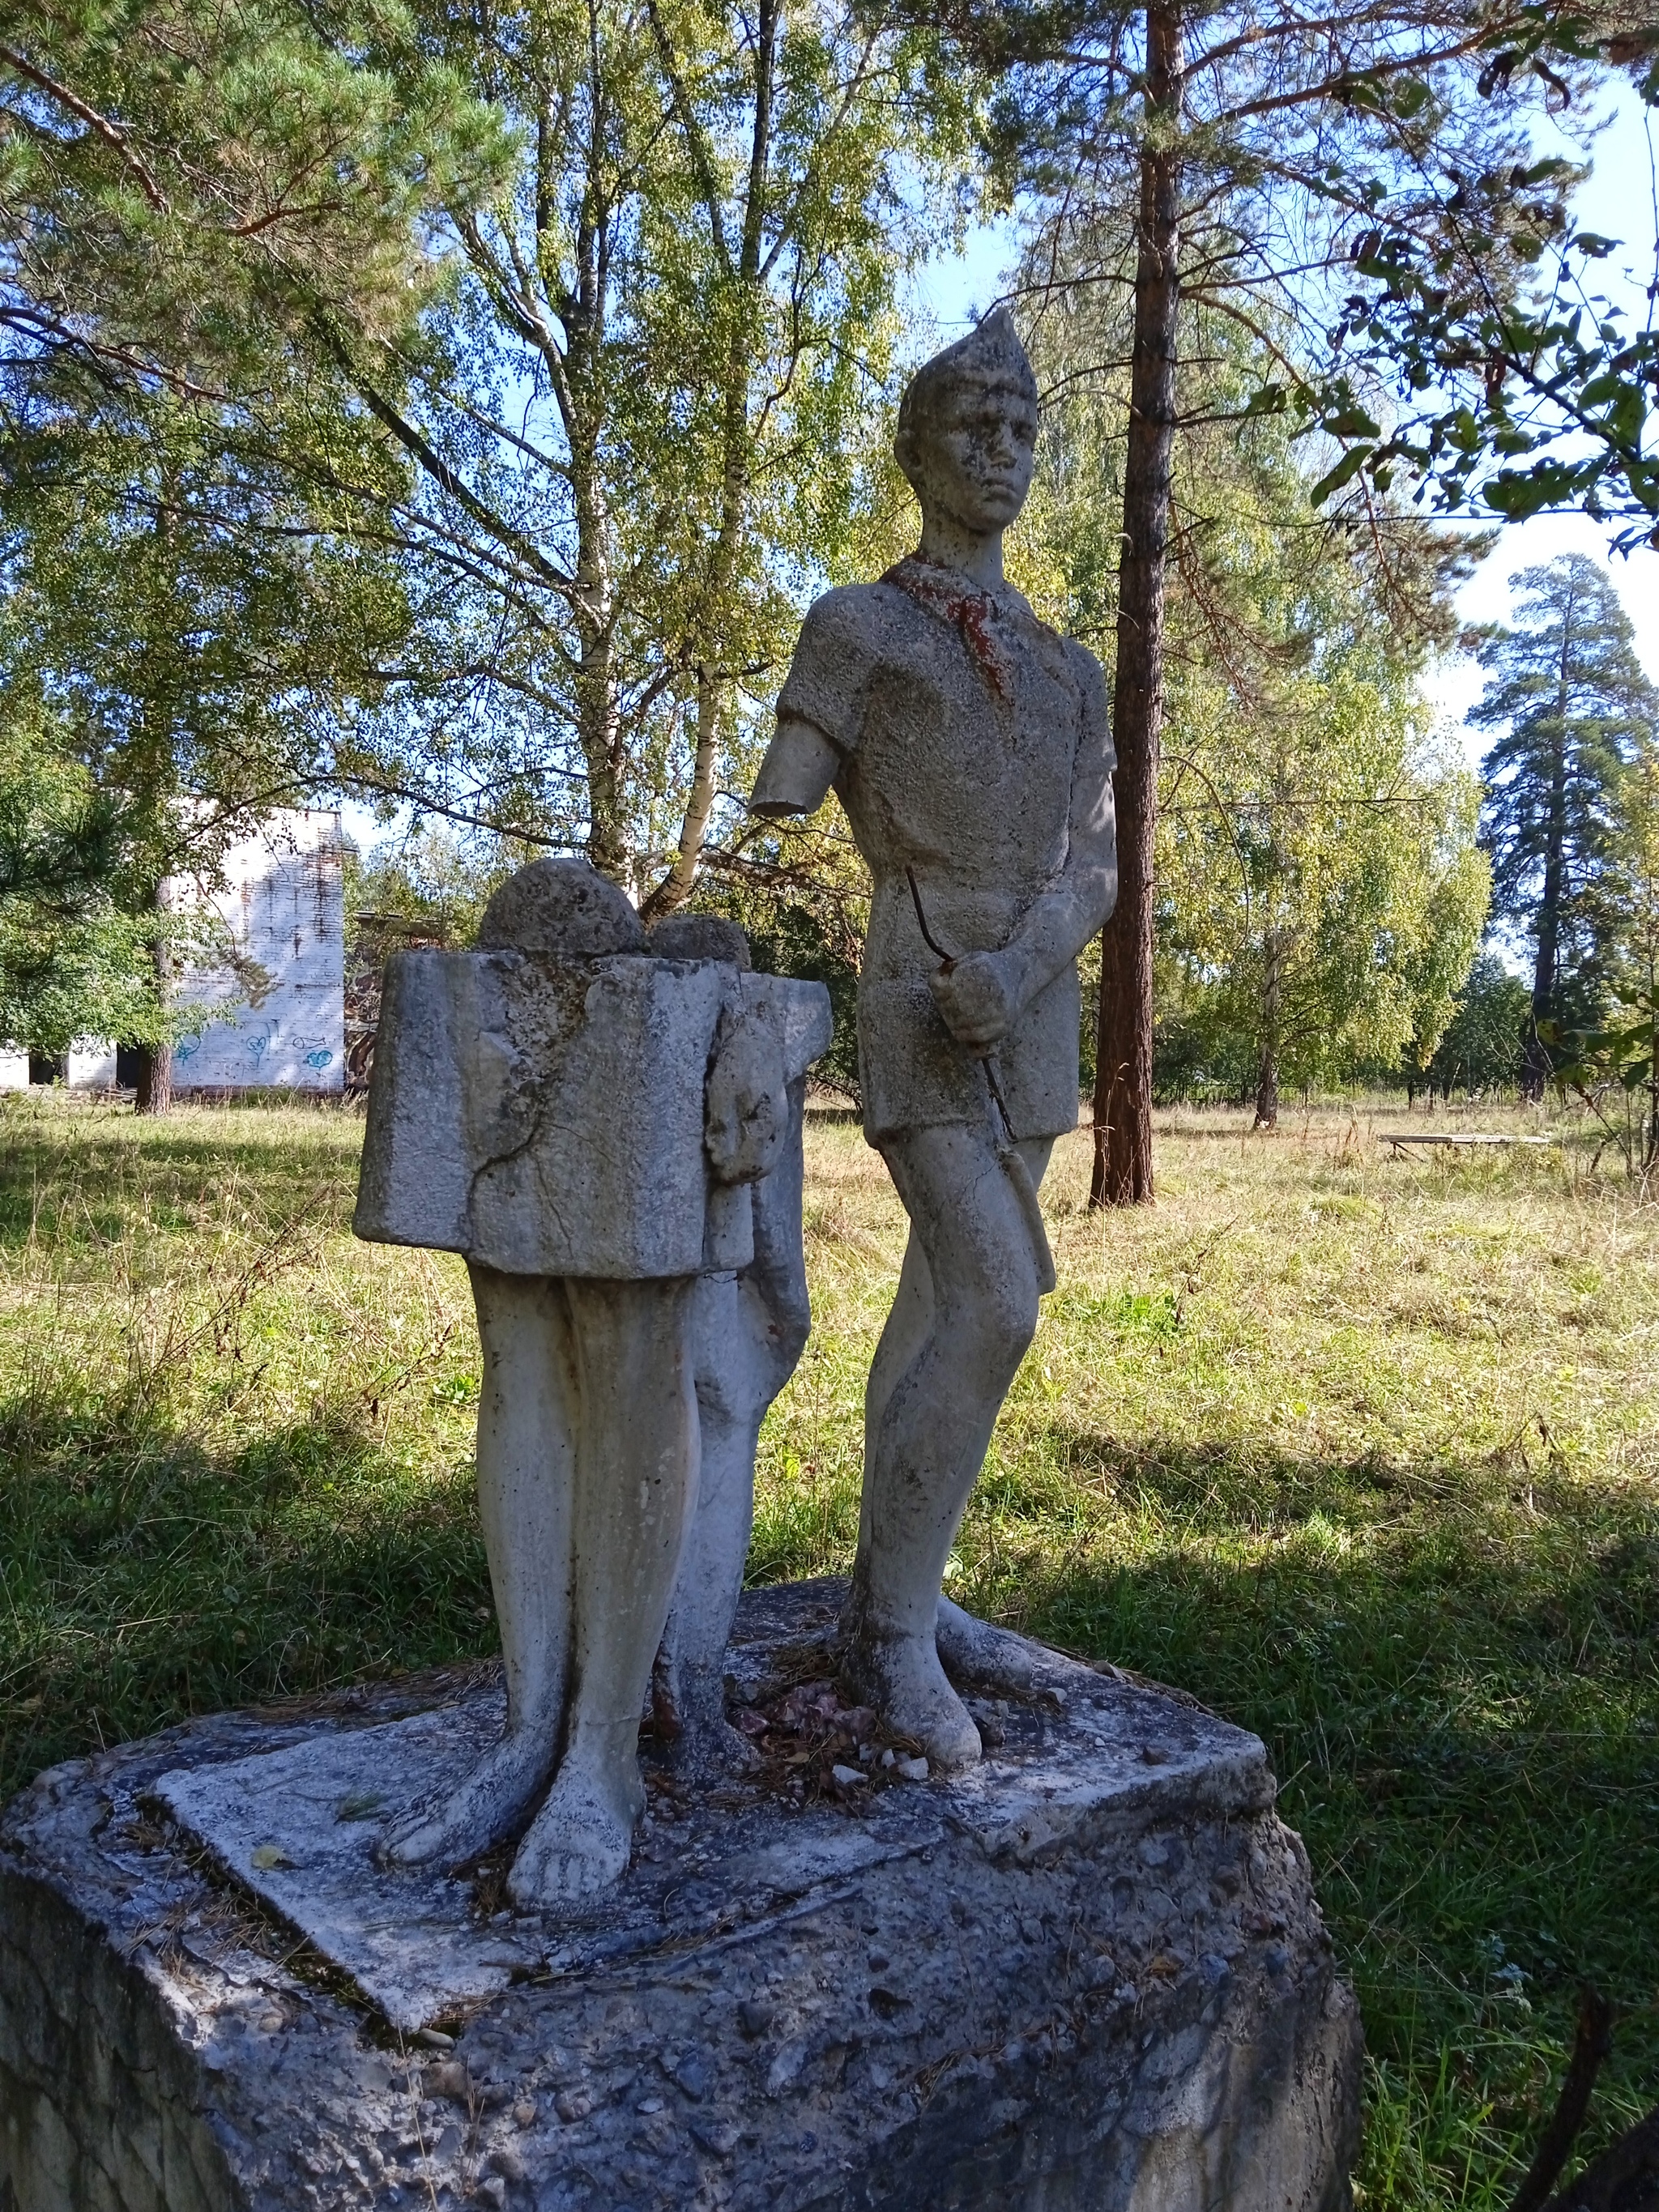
{"left": 1, "top": 1583, "right": 1359, "bottom": 2211}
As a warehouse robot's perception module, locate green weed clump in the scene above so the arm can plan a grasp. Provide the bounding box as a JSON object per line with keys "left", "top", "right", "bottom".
{"left": 2, "top": 1087, "right": 1655, "bottom": 2207}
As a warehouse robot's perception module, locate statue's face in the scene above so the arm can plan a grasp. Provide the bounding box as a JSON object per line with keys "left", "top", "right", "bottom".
{"left": 913, "top": 370, "right": 1038, "bottom": 534}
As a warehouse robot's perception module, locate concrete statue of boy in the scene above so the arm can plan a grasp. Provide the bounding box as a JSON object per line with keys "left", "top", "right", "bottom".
{"left": 352, "top": 860, "right": 829, "bottom": 1901}
{"left": 753, "top": 307, "right": 1117, "bottom": 1771}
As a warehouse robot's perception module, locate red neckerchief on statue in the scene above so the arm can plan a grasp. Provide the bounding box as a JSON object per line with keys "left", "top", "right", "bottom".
{"left": 880, "top": 553, "right": 1054, "bottom": 709}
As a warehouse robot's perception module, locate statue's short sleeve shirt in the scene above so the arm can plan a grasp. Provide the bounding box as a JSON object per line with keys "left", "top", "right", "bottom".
{"left": 769, "top": 563, "right": 1114, "bottom": 1144}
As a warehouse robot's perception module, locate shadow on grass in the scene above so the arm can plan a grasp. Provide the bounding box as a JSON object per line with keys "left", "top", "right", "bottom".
{"left": 1, "top": 1389, "right": 491, "bottom": 1803}
{"left": 9, "top": 1362, "right": 1653, "bottom": 2205}
{"left": 750, "top": 1418, "right": 1658, "bottom": 2193}
{"left": 946, "top": 1427, "right": 1659, "bottom": 2190}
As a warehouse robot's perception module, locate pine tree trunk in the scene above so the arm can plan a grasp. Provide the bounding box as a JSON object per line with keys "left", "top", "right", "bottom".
{"left": 646, "top": 0, "right": 774, "bottom": 921}
{"left": 1524, "top": 631, "right": 1574, "bottom": 1099}
{"left": 1090, "top": 0, "right": 1183, "bottom": 1209}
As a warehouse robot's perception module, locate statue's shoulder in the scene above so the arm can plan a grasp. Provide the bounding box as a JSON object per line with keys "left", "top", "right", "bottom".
{"left": 794, "top": 578, "right": 924, "bottom": 655}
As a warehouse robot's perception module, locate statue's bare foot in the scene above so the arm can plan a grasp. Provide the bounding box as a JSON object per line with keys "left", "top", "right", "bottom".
{"left": 654, "top": 1660, "right": 761, "bottom": 1782}
{"left": 506, "top": 1760, "right": 639, "bottom": 1908}
{"left": 935, "top": 1594, "right": 1040, "bottom": 1694}
{"left": 842, "top": 1626, "right": 982, "bottom": 1771}
{"left": 667, "top": 1716, "right": 761, "bottom": 1784}
{"left": 377, "top": 1731, "right": 552, "bottom": 1870}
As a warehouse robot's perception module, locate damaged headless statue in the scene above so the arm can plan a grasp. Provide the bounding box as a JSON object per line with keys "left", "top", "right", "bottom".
{"left": 353, "top": 859, "right": 831, "bottom": 1905}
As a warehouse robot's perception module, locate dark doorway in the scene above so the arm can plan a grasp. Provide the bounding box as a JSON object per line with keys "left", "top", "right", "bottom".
{"left": 115, "top": 1044, "right": 145, "bottom": 1089}
{"left": 28, "top": 1052, "right": 66, "bottom": 1085}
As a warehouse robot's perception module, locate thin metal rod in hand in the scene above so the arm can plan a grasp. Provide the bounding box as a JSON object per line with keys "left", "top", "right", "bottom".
{"left": 905, "top": 864, "right": 1019, "bottom": 1149}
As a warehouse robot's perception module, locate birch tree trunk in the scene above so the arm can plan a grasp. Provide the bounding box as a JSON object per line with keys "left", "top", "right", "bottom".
{"left": 643, "top": 0, "right": 776, "bottom": 921}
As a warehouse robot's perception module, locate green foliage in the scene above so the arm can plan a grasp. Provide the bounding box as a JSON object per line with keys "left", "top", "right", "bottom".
{"left": 1304, "top": 35, "right": 1658, "bottom": 553}
{"left": 728, "top": 893, "right": 863, "bottom": 1106}
{"left": 959, "top": 0, "right": 1618, "bottom": 549}
{"left": 0, "top": 0, "right": 505, "bottom": 1064}
{"left": 1474, "top": 555, "right": 1657, "bottom": 1072}
{"left": 5, "top": 399, "right": 413, "bottom": 826}
{"left": 0, "top": 690, "right": 122, "bottom": 903}
{"left": 1, "top": 0, "right": 506, "bottom": 400}
{"left": 1163, "top": 691, "right": 1488, "bottom": 1118}
{"left": 317, "top": 0, "right": 979, "bottom": 897}
{"left": 1149, "top": 1007, "right": 1258, "bottom": 1106}
{"left": 1546, "top": 982, "right": 1659, "bottom": 1174}
{"left": 1546, "top": 721, "right": 1659, "bottom": 1173}
{"left": 345, "top": 823, "right": 522, "bottom": 952}
{"left": 0, "top": 390, "right": 417, "bottom": 1054}
{"left": 971, "top": 0, "right": 1653, "bottom": 550}
{"left": 0, "top": 702, "right": 172, "bottom": 1051}
{"left": 1007, "top": 242, "right": 1487, "bottom": 1119}
{"left": 1416, "top": 952, "right": 1531, "bottom": 1097}
{"left": 685, "top": 809, "right": 871, "bottom": 1103}
{"left": 1068, "top": 322, "right": 1486, "bottom": 1114}
{"left": 0, "top": 898, "right": 161, "bottom": 1057}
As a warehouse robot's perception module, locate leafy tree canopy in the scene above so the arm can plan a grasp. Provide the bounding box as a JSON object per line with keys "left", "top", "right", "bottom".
{"left": 1300, "top": 19, "right": 1659, "bottom": 549}
{"left": 1416, "top": 948, "right": 1531, "bottom": 1095}
{"left": 1009, "top": 279, "right": 1489, "bottom": 1117}
{"left": 313, "top": 0, "right": 981, "bottom": 905}
{"left": 0, "top": 694, "right": 185, "bottom": 1051}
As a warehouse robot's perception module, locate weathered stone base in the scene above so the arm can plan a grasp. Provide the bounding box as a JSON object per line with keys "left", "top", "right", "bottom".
{"left": 1, "top": 1583, "right": 1360, "bottom": 2211}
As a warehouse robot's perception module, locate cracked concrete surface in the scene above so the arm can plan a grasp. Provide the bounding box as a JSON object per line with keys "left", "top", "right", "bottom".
{"left": 1, "top": 1583, "right": 1360, "bottom": 2212}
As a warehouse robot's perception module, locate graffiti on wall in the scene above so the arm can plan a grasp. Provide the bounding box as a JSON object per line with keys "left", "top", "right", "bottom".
{"left": 171, "top": 811, "right": 346, "bottom": 1093}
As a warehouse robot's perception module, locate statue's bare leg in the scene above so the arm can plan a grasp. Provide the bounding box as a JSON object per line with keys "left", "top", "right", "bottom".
{"left": 653, "top": 1271, "right": 768, "bottom": 1776}
{"left": 843, "top": 1125, "right": 1051, "bottom": 1769}
{"left": 381, "top": 1266, "right": 574, "bottom": 1868}
{"left": 656, "top": 1077, "right": 812, "bottom": 1775}
{"left": 862, "top": 1227, "right": 935, "bottom": 1510}
{"left": 863, "top": 1207, "right": 1051, "bottom": 1698}
{"left": 510, "top": 1278, "right": 698, "bottom": 1907}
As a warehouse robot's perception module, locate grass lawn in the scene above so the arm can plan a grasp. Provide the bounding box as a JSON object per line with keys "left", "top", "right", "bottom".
{"left": 2, "top": 1089, "right": 1655, "bottom": 2204}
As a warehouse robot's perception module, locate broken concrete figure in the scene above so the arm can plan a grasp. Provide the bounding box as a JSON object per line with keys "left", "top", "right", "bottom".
{"left": 752, "top": 307, "right": 1118, "bottom": 1771}
{"left": 352, "top": 859, "right": 830, "bottom": 1901}
{"left": 646, "top": 914, "right": 816, "bottom": 1781}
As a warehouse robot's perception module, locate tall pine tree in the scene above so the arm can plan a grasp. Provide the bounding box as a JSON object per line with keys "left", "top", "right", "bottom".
{"left": 1474, "top": 555, "right": 1657, "bottom": 1093}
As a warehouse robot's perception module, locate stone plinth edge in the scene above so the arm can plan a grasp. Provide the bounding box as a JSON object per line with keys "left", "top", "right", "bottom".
{"left": 1, "top": 1583, "right": 1361, "bottom": 2212}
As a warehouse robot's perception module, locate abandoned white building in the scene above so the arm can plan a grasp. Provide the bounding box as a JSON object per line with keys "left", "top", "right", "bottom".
{"left": 1, "top": 810, "right": 346, "bottom": 1097}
